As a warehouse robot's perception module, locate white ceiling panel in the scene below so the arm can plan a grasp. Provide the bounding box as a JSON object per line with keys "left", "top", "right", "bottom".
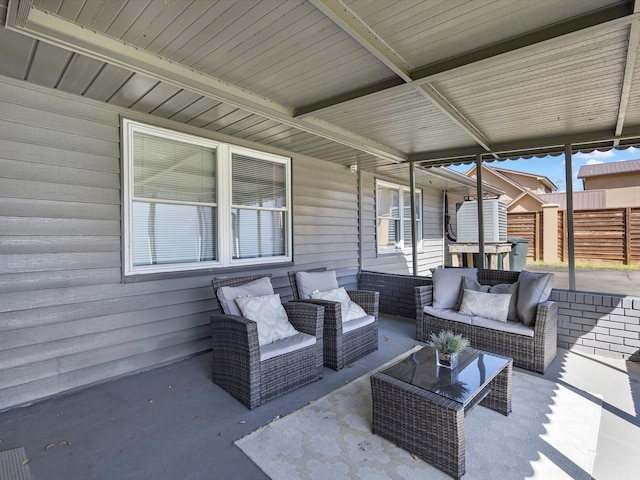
{"left": 2, "top": 0, "right": 640, "bottom": 169}
{"left": 434, "top": 25, "right": 629, "bottom": 144}
{"left": 311, "top": 86, "right": 479, "bottom": 152}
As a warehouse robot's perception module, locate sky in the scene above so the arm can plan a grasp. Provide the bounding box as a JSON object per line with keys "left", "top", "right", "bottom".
{"left": 448, "top": 146, "right": 639, "bottom": 192}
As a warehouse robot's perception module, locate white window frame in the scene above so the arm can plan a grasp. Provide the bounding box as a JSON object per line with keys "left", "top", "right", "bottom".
{"left": 376, "top": 179, "right": 423, "bottom": 254}
{"left": 122, "top": 119, "right": 292, "bottom": 276}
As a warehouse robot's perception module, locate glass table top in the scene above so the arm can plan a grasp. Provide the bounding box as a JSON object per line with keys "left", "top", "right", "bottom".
{"left": 379, "top": 346, "right": 509, "bottom": 404}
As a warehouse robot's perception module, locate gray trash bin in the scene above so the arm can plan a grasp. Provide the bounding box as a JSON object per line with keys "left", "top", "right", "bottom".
{"left": 508, "top": 238, "right": 529, "bottom": 271}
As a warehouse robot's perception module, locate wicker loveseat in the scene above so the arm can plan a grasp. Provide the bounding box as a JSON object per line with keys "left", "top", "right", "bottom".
{"left": 415, "top": 268, "right": 558, "bottom": 373}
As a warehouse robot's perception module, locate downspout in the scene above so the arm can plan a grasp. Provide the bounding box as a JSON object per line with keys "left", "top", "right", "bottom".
{"left": 564, "top": 144, "right": 576, "bottom": 290}
{"left": 442, "top": 190, "right": 447, "bottom": 266}
{"left": 357, "top": 167, "right": 364, "bottom": 272}
{"left": 409, "top": 161, "right": 418, "bottom": 276}
{"left": 475, "top": 154, "right": 486, "bottom": 268}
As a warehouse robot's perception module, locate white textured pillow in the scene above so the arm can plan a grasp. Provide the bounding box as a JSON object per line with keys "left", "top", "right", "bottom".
{"left": 456, "top": 277, "right": 519, "bottom": 322}
{"left": 310, "top": 287, "right": 367, "bottom": 322}
{"left": 458, "top": 289, "right": 512, "bottom": 323}
{"left": 217, "top": 276, "right": 274, "bottom": 316}
{"left": 431, "top": 268, "right": 478, "bottom": 309}
{"left": 295, "top": 270, "right": 339, "bottom": 299}
{"left": 234, "top": 294, "right": 298, "bottom": 346}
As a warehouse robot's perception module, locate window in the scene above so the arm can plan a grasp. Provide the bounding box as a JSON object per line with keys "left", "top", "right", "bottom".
{"left": 123, "top": 119, "right": 291, "bottom": 275}
{"left": 376, "top": 180, "right": 422, "bottom": 253}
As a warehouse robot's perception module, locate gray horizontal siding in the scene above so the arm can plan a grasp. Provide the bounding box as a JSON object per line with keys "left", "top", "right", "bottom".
{"left": 291, "top": 159, "right": 360, "bottom": 274}
{"left": 361, "top": 172, "right": 445, "bottom": 276}
{"left": 0, "top": 78, "right": 215, "bottom": 410}
{"left": 0, "top": 76, "right": 368, "bottom": 411}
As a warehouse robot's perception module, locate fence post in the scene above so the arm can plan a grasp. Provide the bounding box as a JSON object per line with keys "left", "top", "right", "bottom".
{"left": 535, "top": 211, "right": 541, "bottom": 261}
{"left": 542, "top": 204, "right": 559, "bottom": 263}
{"left": 625, "top": 207, "right": 631, "bottom": 265}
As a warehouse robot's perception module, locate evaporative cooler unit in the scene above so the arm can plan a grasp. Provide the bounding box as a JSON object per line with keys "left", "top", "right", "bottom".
{"left": 455, "top": 199, "right": 507, "bottom": 243}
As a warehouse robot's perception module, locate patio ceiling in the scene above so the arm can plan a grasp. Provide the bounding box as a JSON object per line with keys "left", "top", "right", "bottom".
{"left": 1, "top": 0, "right": 640, "bottom": 186}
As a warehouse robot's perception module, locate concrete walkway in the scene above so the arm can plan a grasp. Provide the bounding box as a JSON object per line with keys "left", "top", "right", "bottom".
{"left": 527, "top": 265, "right": 640, "bottom": 296}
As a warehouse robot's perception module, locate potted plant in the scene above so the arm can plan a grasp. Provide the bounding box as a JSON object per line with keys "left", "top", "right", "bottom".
{"left": 427, "top": 330, "right": 470, "bottom": 369}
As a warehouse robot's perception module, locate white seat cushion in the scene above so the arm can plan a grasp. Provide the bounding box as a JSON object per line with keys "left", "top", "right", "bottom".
{"left": 342, "top": 314, "right": 375, "bottom": 334}
{"left": 422, "top": 306, "right": 473, "bottom": 324}
{"left": 472, "top": 317, "right": 534, "bottom": 337}
{"left": 260, "top": 332, "right": 316, "bottom": 361}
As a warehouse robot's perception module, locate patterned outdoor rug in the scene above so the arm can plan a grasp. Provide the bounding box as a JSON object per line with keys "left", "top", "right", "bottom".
{"left": 235, "top": 346, "right": 602, "bottom": 480}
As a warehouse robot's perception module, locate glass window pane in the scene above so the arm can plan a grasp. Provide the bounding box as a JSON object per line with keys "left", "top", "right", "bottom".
{"left": 232, "top": 153, "right": 286, "bottom": 207}
{"left": 133, "top": 132, "right": 216, "bottom": 203}
{"left": 378, "top": 186, "right": 400, "bottom": 219}
{"left": 378, "top": 185, "right": 400, "bottom": 250}
{"left": 132, "top": 202, "right": 216, "bottom": 266}
{"left": 231, "top": 208, "right": 286, "bottom": 259}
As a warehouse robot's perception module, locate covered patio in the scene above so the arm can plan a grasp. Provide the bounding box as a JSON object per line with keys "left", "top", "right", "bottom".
{"left": 1, "top": 314, "right": 639, "bottom": 479}
{"left": 1, "top": 1, "right": 640, "bottom": 478}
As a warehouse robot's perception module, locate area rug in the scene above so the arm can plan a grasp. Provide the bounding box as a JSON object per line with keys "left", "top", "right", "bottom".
{"left": 235, "top": 347, "right": 603, "bottom": 480}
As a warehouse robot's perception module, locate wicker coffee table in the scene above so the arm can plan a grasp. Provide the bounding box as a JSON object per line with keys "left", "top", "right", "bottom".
{"left": 370, "top": 346, "right": 512, "bottom": 479}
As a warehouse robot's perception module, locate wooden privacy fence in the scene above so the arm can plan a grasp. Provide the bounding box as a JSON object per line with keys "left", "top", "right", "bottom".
{"left": 507, "top": 207, "right": 640, "bottom": 265}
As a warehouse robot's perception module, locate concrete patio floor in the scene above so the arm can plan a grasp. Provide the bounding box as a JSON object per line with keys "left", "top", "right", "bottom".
{"left": 1, "top": 315, "right": 638, "bottom": 480}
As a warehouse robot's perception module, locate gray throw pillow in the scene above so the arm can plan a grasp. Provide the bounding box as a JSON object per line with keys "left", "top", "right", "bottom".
{"left": 217, "top": 276, "right": 274, "bottom": 316}
{"left": 516, "top": 270, "right": 554, "bottom": 326}
{"left": 431, "top": 268, "right": 478, "bottom": 309}
{"left": 295, "top": 270, "right": 339, "bottom": 299}
{"left": 456, "top": 277, "right": 519, "bottom": 322}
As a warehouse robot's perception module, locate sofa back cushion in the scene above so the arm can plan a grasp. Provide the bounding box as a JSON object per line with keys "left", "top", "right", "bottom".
{"left": 431, "top": 268, "right": 478, "bottom": 309}
{"left": 295, "top": 270, "right": 339, "bottom": 299}
{"left": 217, "top": 276, "right": 274, "bottom": 316}
{"left": 516, "top": 270, "right": 554, "bottom": 326}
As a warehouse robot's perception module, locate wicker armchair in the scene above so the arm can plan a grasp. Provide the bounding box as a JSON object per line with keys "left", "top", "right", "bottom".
{"left": 415, "top": 269, "right": 557, "bottom": 373}
{"left": 288, "top": 268, "right": 379, "bottom": 370}
{"left": 210, "top": 275, "right": 324, "bottom": 409}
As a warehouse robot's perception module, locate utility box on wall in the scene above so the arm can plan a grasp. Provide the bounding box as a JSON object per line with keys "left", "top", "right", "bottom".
{"left": 456, "top": 199, "right": 507, "bottom": 243}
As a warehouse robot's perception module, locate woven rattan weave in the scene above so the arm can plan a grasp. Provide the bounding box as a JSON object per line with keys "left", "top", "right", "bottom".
{"left": 415, "top": 269, "right": 557, "bottom": 373}
{"left": 288, "top": 268, "right": 379, "bottom": 370}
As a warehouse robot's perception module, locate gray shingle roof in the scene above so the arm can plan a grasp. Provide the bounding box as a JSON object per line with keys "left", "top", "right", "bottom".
{"left": 537, "top": 190, "right": 606, "bottom": 210}
{"left": 577, "top": 159, "right": 640, "bottom": 179}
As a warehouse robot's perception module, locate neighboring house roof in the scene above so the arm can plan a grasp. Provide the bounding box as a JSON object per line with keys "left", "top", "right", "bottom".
{"left": 538, "top": 190, "right": 607, "bottom": 210}
{"left": 490, "top": 167, "right": 558, "bottom": 192}
{"left": 430, "top": 166, "right": 504, "bottom": 196}
{"left": 465, "top": 164, "right": 557, "bottom": 192}
{"left": 464, "top": 164, "right": 550, "bottom": 205}
{"left": 577, "top": 159, "right": 640, "bottom": 178}
{"left": 507, "top": 190, "right": 546, "bottom": 212}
